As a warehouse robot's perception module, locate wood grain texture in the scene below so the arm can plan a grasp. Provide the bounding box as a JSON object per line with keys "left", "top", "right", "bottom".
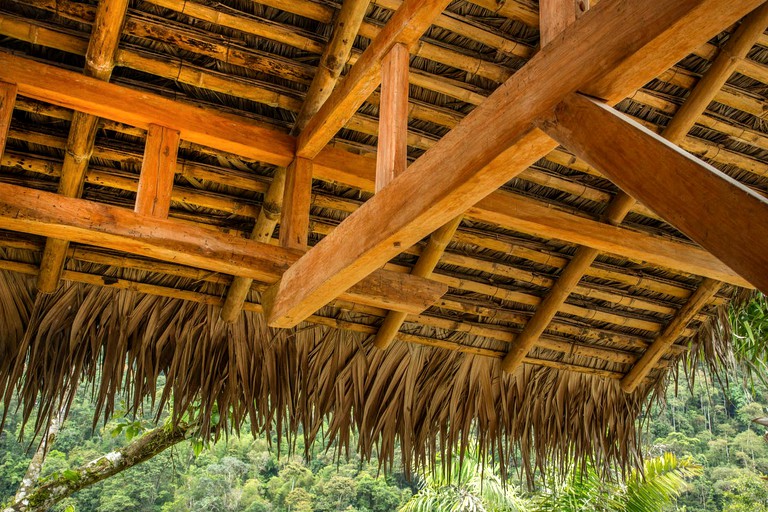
{"left": 263, "top": 0, "right": 762, "bottom": 329}
{"left": 0, "top": 182, "right": 446, "bottom": 315}
{"left": 620, "top": 279, "right": 721, "bottom": 392}
{"left": 542, "top": 93, "right": 768, "bottom": 294}
{"left": 0, "top": 81, "right": 16, "bottom": 158}
{"left": 0, "top": 53, "right": 295, "bottom": 167}
{"left": 280, "top": 157, "right": 313, "bottom": 250}
{"left": 296, "top": 0, "right": 451, "bottom": 158}
{"left": 540, "top": 0, "right": 589, "bottom": 47}
{"left": 375, "top": 43, "right": 410, "bottom": 193}
{"left": 135, "top": 124, "right": 180, "bottom": 218}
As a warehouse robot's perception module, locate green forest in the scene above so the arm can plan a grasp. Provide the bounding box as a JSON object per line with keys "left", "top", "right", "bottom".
{"left": 2, "top": 297, "right": 768, "bottom": 511}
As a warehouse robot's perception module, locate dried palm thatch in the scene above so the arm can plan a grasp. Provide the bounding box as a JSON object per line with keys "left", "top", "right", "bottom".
{"left": 0, "top": 0, "right": 764, "bottom": 483}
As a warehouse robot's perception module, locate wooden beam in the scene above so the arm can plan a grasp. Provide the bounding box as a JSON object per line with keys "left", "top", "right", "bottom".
{"left": 541, "top": 93, "right": 768, "bottom": 294}
{"left": 135, "top": 124, "right": 180, "bottom": 218}
{"left": 540, "top": 0, "right": 589, "bottom": 47}
{"left": 0, "top": 56, "right": 752, "bottom": 285}
{"left": 263, "top": 0, "right": 761, "bottom": 328}
{"left": 280, "top": 158, "right": 313, "bottom": 250}
{"left": 0, "top": 182, "right": 447, "bottom": 315}
{"left": 621, "top": 279, "right": 721, "bottom": 392}
{"left": 0, "top": 81, "right": 16, "bottom": 157}
{"left": 373, "top": 215, "right": 462, "bottom": 349}
{"left": 296, "top": 0, "right": 451, "bottom": 158}
{"left": 500, "top": 1, "right": 768, "bottom": 374}
{"left": 35, "top": 0, "right": 129, "bottom": 294}
{"left": 375, "top": 43, "right": 410, "bottom": 192}
{"left": 0, "top": 53, "right": 295, "bottom": 168}
{"left": 292, "top": 0, "right": 370, "bottom": 135}
{"left": 663, "top": 2, "right": 768, "bottom": 144}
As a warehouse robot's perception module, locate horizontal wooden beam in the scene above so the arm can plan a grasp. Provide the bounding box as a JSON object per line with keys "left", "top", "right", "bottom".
{"left": 262, "top": 0, "right": 762, "bottom": 327}
{"left": 0, "top": 55, "right": 751, "bottom": 287}
{"left": 0, "top": 52, "right": 296, "bottom": 167}
{"left": 541, "top": 93, "right": 768, "bottom": 293}
{"left": 0, "top": 182, "right": 447, "bottom": 316}
{"left": 296, "top": 0, "right": 451, "bottom": 157}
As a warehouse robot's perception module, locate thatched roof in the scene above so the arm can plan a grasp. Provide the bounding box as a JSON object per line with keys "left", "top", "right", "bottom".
{"left": 0, "top": 0, "right": 765, "bottom": 480}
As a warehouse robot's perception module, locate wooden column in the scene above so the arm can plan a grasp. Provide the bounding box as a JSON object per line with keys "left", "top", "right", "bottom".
{"left": 36, "top": 0, "right": 129, "bottom": 293}
{"left": 540, "top": 0, "right": 589, "bottom": 47}
{"left": 135, "top": 124, "right": 180, "bottom": 218}
{"left": 375, "top": 43, "right": 409, "bottom": 192}
{"left": 0, "top": 81, "right": 16, "bottom": 157}
{"left": 280, "top": 158, "right": 313, "bottom": 250}
{"left": 220, "top": 1, "right": 368, "bottom": 322}
{"left": 621, "top": 279, "right": 721, "bottom": 392}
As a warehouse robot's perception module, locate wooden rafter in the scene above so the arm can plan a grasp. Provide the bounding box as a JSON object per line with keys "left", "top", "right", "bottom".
{"left": 0, "top": 55, "right": 751, "bottom": 288}
{"left": 0, "top": 182, "right": 447, "bottom": 315}
{"left": 35, "top": 0, "right": 129, "bottom": 293}
{"left": 262, "top": 0, "right": 763, "bottom": 329}
{"left": 296, "top": 0, "right": 452, "bottom": 158}
{"left": 621, "top": 279, "right": 722, "bottom": 392}
{"left": 219, "top": 1, "right": 368, "bottom": 321}
{"left": 500, "top": 2, "right": 768, "bottom": 373}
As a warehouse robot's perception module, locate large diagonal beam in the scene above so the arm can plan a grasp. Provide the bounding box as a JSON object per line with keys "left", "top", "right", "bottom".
{"left": 501, "top": 2, "right": 768, "bottom": 373}
{"left": 219, "top": 0, "right": 369, "bottom": 322}
{"left": 296, "top": 0, "right": 451, "bottom": 158}
{"left": 0, "top": 182, "right": 446, "bottom": 314}
{"left": 0, "top": 54, "right": 749, "bottom": 287}
{"left": 541, "top": 93, "right": 768, "bottom": 294}
{"left": 35, "top": 0, "right": 129, "bottom": 293}
{"left": 262, "top": 0, "right": 762, "bottom": 328}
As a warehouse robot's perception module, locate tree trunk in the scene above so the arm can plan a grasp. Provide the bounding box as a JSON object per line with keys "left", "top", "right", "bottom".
{"left": 3, "top": 422, "right": 191, "bottom": 512}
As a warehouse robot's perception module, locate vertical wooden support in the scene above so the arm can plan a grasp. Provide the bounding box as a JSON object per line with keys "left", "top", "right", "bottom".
{"left": 280, "top": 158, "right": 313, "bottom": 251}
{"left": 540, "top": 0, "right": 589, "bottom": 47}
{"left": 375, "top": 43, "right": 410, "bottom": 192}
{"left": 135, "top": 124, "right": 180, "bottom": 218}
{"left": 0, "top": 81, "right": 17, "bottom": 158}
{"left": 620, "top": 279, "right": 721, "bottom": 392}
{"left": 36, "top": 0, "right": 129, "bottom": 293}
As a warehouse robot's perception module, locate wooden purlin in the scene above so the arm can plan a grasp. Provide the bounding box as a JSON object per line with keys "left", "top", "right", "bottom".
{"left": 34, "top": 0, "right": 129, "bottom": 294}
{"left": 0, "top": 54, "right": 751, "bottom": 288}
{"left": 502, "top": 3, "right": 768, "bottom": 373}
{"left": 263, "top": 0, "right": 764, "bottom": 329}
{"left": 220, "top": 0, "right": 369, "bottom": 322}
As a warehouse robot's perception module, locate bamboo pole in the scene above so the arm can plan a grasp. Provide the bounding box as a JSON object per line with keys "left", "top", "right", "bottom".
{"left": 35, "top": 0, "right": 129, "bottom": 294}
{"left": 620, "top": 279, "right": 721, "bottom": 392}
{"left": 373, "top": 215, "right": 463, "bottom": 349}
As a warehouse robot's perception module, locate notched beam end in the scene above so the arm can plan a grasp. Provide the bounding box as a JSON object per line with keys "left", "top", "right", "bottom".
{"left": 264, "top": 268, "right": 448, "bottom": 329}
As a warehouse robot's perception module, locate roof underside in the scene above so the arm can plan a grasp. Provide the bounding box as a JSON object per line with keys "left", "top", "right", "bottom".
{"left": 0, "top": 0, "right": 765, "bottom": 478}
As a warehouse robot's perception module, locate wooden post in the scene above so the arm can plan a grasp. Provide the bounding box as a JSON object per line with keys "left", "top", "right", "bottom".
{"left": 540, "top": 0, "right": 589, "bottom": 47}
{"left": 135, "top": 124, "right": 180, "bottom": 218}
{"left": 621, "top": 279, "right": 721, "bottom": 392}
{"left": 280, "top": 158, "right": 313, "bottom": 250}
{"left": 35, "top": 0, "right": 129, "bottom": 293}
{"left": 0, "top": 81, "right": 16, "bottom": 158}
{"left": 375, "top": 43, "right": 409, "bottom": 192}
